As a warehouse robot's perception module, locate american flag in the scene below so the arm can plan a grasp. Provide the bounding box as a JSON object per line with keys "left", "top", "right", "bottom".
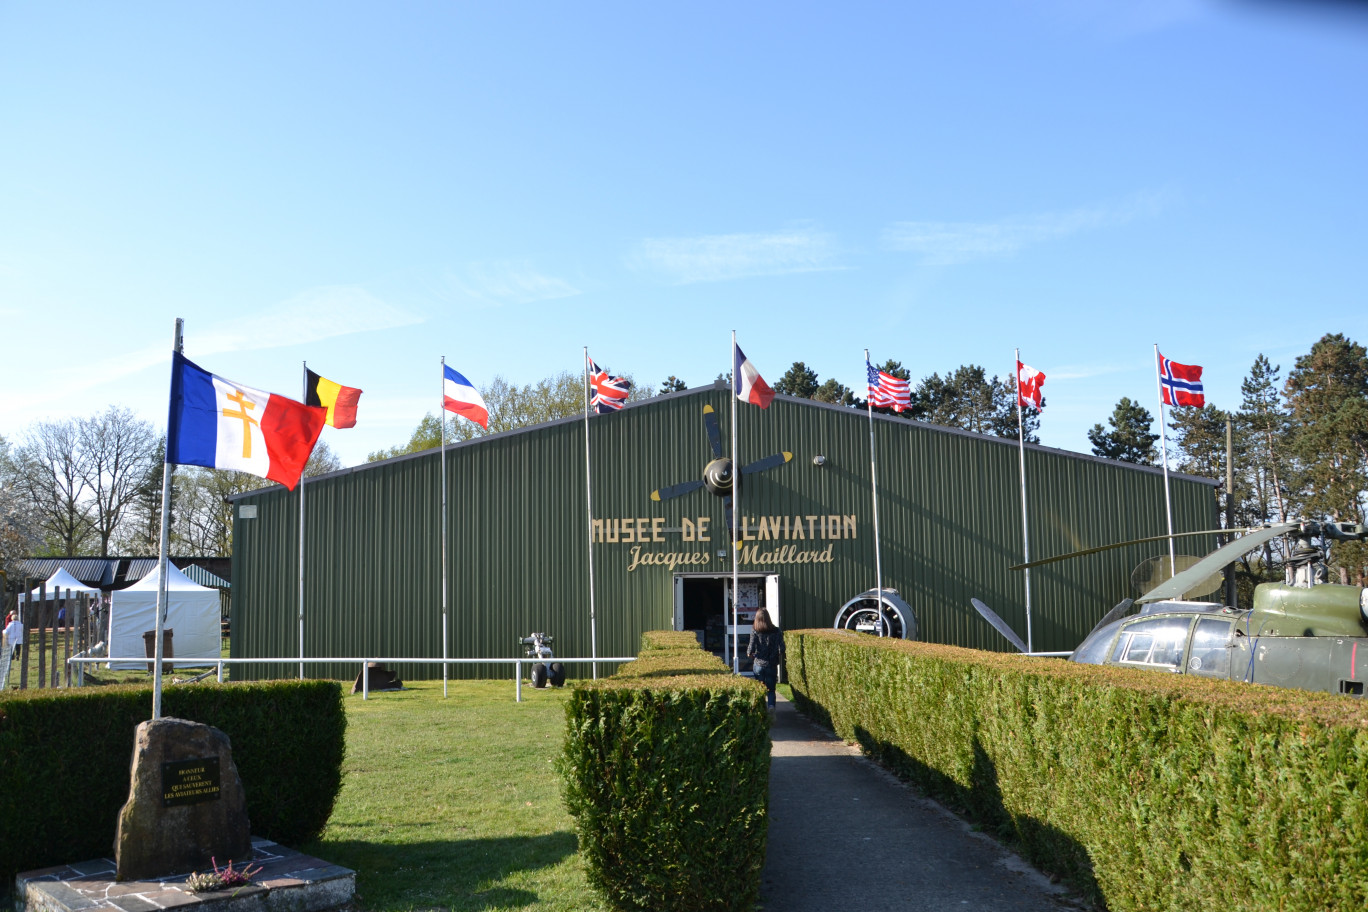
{"left": 867, "top": 361, "right": 911, "bottom": 412}
{"left": 589, "top": 358, "right": 631, "bottom": 413}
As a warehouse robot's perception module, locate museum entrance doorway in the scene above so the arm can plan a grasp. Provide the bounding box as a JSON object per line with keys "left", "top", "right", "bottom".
{"left": 672, "top": 572, "right": 779, "bottom": 669}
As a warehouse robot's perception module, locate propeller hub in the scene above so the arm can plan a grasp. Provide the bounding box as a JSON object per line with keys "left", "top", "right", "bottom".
{"left": 702, "top": 457, "right": 733, "bottom": 496}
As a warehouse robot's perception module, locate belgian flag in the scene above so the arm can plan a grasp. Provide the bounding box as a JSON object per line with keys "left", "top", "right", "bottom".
{"left": 305, "top": 368, "right": 362, "bottom": 429}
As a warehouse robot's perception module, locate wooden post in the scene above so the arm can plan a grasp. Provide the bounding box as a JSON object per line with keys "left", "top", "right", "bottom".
{"left": 19, "top": 584, "right": 30, "bottom": 690}
{"left": 64, "top": 590, "right": 73, "bottom": 686}
{"left": 36, "top": 582, "right": 46, "bottom": 689}
{"left": 50, "top": 588, "right": 61, "bottom": 688}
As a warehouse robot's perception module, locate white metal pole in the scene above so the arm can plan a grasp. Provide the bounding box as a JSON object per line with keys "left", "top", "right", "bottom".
{"left": 1154, "top": 344, "right": 1177, "bottom": 577}
{"left": 583, "top": 347, "right": 599, "bottom": 679}
{"left": 299, "top": 361, "right": 307, "bottom": 681}
{"left": 865, "top": 352, "right": 885, "bottom": 637}
{"left": 1015, "top": 349, "right": 1033, "bottom": 653}
{"left": 440, "top": 356, "right": 450, "bottom": 697}
{"left": 730, "top": 331, "right": 740, "bottom": 673}
{"left": 153, "top": 317, "right": 184, "bottom": 720}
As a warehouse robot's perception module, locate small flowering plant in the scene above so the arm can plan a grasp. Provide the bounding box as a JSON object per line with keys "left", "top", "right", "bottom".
{"left": 186, "top": 857, "right": 263, "bottom": 893}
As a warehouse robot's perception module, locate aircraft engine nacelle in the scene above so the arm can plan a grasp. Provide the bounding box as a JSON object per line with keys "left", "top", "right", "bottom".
{"left": 833, "top": 589, "right": 918, "bottom": 640}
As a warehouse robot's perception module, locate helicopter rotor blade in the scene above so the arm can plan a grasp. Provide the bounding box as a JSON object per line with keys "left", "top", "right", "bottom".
{"left": 651, "top": 479, "right": 706, "bottom": 502}
{"left": 703, "top": 405, "right": 723, "bottom": 459}
{"left": 741, "top": 452, "right": 793, "bottom": 474}
{"left": 1085, "top": 598, "right": 1135, "bottom": 640}
{"left": 1009, "top": 528, "right": 1248, "bottom": 572}
{"left": 970, "top": 598, "right": 1028, "bottom": 654}
{"left": 1137, "top": 523, "right": 1298, "bottom": 603}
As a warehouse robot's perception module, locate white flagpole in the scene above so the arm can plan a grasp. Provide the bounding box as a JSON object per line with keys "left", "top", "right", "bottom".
{"left": 153, "top": 317, "right": 184, "bottom": 720}
{"left": 440, "top": 357, "right": 450, "bottom": 697}
{"left": 583, "top": 348, "right": 599, "bottom": 679}
{"left": 1154, "top": 343, "right": 1177, "bottom": 577}
{"left": 730, "top": 331, "right": 740, "bottom": 673}
{"left": 299, "top": 361, "right": 307, "bottom": 681}
{"left": 865, "top": 352, "right": 885, "bottom": 637}
{"left": 1015, "top": 349, "right": 1033, "bottom": 654}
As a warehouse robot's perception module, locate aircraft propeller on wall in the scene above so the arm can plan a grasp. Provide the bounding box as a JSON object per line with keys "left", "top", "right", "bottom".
{"left": 650, "top": 404, "right": 793, "bottom": 538}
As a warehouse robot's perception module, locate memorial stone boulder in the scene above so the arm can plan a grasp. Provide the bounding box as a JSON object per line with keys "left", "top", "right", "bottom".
{"left": 115, "top": 717, "right": 253, "bottom": 881}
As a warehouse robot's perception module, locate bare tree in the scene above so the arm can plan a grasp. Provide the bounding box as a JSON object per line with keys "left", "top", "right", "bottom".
{"left": 0, "top": 434, "right": 40, "bottom": 580}
{"left": 10, "top": 419, "right": 94, "bottom": 554}
{"left": 78, "top": 406, "right": 160, "bottom": 556}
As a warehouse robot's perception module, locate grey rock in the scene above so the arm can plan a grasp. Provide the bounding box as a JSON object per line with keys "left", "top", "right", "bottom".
{"left": 115, "top": 718, "right": 252, "bottom": 881}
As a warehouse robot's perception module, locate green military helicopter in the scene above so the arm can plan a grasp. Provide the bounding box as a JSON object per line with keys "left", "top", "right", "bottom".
{"left": 972, "top": 521, "right": 1368, "bottom": 695}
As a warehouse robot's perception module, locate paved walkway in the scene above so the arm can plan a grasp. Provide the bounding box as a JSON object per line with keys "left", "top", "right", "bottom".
{"left": 760, "top": 695, "right": 1085, "bottom": 911}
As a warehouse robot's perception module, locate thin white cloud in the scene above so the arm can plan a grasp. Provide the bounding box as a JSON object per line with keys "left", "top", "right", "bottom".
{"left": 446, "top": 260, "right": 580, "bottom": 306}
{"left": 2, "top": 286, "right": 422, "bottom": 415}
{"left": 629, "top": 226, "right": 843, "bottom": 285}
{"left": 883, "top": 192, "right": 1170, "bottom": 265}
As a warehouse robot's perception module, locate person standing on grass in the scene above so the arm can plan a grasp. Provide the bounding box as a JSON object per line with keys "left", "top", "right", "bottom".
{"left": 4, "top": 610, "right": 22, "bottom": 660}
{"left": 747, "top": 608, "right": 785, "bottom": 710}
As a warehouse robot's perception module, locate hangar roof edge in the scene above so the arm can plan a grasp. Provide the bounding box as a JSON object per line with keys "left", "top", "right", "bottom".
{"left": 228, "top": 381, "right": 1217, "bottom": 501}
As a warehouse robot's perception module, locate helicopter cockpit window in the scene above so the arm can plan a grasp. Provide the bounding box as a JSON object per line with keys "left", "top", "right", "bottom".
{"left": 1110, "top": 617, "right": 1194, "bottom": 669}
{"left": 1186, "top": 618, "right": 1233, "bottom": 679}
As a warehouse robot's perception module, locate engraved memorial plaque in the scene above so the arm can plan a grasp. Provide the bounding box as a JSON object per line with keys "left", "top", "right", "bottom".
{"left": 162, "top": 756, "right": 222, "bottom": 807}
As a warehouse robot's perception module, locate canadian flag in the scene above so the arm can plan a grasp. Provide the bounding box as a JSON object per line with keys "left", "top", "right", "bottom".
{"left": 1017, "top": 360, "right": 1046, "bottom": 411}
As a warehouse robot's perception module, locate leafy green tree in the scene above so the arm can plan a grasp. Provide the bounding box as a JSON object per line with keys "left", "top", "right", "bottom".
{"left": 813, "top": 378, "right": 856, "bottom": 406}
{"left": 1284, "top": 333, "right": 1368, "bottom": 584}
{"left": 1232, "top": 355, "right": 1292, "bottom": 579}
{"left": 658, "top": 376, "right": 687, "bottom": 395}
{"left": 908, "top": 365, "right": 1037, "bottom": 441}
{"left": 774, "top": 362, "right": 820, "bottom": 398}
{"left": 1169, "top": 404, "right": 1232, "bottom": 480}
{"left": 1088, "top": 398, "right": 1158, "bottom": 464}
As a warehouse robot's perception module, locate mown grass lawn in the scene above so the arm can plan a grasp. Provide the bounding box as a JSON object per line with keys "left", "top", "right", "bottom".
{"left": 299, "top": 679, "right": 608, "bottom": 912}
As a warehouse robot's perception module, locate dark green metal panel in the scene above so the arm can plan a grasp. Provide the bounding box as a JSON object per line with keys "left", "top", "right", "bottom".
{"left": 231, "top": 385, "right": 1218, "bottom": 679}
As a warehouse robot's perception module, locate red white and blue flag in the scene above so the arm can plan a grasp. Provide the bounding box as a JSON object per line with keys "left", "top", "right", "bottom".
{"left": 866, "top": 361, "right": 911, "bottom": 412}
{"left": 733, "top": 342, "right": 774, "bottom": 409}
{"left": 443, "top": 364, "right": 489, "bottom": 428}
{"left": 588, "top": 358, "right": 631, "bottom": 413}
{"left": 166, "top": 352, "right": 326, "bottom": 491}
{"left": 1158, "top": 352, "right": 1205, "bottom": 408}
{"left": 1017, "top": 360, "right": 1046, "bottom": 410}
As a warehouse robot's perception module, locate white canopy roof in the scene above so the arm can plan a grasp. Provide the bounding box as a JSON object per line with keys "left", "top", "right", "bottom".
{"left": 24, "top": 568, "right": 101, "bottom": 600}
{"left": 126, "top": 562, "right": 209, "bottom": 592}
{"left": 108, "top": 562, "right": 221, "bottom": 669}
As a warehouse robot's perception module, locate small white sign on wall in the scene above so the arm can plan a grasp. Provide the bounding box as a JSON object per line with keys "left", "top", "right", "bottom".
{"left": 239, "top": 505, "right": 258, "bottom": 519}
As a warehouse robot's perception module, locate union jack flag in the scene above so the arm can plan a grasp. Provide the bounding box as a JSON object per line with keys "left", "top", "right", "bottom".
{"left": 589, "top": 358, "right": 631, "bottom": 413}
{"left": 867, "top": 360, "right": 911, "bottom": 412}
{"left": 1158, "top": 351, "right": 1205, "bottom": 408}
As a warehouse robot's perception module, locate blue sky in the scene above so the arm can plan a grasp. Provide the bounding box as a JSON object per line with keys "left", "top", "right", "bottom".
{"left": 2, "top": 1, "right": 1366, "bottom": 468}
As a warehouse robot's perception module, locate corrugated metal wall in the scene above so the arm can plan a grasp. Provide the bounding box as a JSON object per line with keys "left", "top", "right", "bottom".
{"left": 231, "top": 385, "right": 1218, "bottom": 679}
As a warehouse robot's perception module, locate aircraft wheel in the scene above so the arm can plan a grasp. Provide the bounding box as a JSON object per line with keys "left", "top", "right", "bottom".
{"left": 548, "top": 662, "right": 566, "bottom": 687}
{"left": 531, "top": 663, "right": 549, "bottom": 688}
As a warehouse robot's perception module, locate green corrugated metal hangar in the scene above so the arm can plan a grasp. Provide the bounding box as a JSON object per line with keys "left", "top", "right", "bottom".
{"left": 229, "top": 382, "right": 1218, "bottom": 680}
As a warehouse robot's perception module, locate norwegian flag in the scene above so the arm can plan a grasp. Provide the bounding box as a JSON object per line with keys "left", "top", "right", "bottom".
{"left": 866, "top": 361, "right": 911, "bottom": 412}
{"left": 1158, "top": 351, "right": 1205, "bottom": 408}
{"left": 588, "top": 358, "right": 631, "bottom": 413}
{"left": 1016, "top": 360, "right": 1046, "bottom": 410}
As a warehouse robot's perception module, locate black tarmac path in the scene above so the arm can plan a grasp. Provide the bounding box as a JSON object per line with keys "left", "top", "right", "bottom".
{"left": 760, "top": 695, "right": 1086, "bottom": 911}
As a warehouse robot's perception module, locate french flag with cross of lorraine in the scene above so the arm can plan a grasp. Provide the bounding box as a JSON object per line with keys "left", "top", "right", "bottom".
{"left": 1158, "top": 350, "right": 1205, "bottom": 408}
{"left": 166, "top": 352, "right": 327, "bottom": 490}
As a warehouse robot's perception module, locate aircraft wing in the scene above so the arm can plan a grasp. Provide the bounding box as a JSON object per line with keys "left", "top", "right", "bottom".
{"left": 1137, "top": 523, "right": 1295, "bottom": 603}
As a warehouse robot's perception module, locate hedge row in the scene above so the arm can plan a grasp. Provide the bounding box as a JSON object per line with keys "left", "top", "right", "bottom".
{"left": 786, "top": 629, "right": 1368, "bottom": 912}
{"left": 559, "top": 631, "right": 769, "bottom": 911}
{"left": 0, "top": 680, "right": 346, "bottom": 890}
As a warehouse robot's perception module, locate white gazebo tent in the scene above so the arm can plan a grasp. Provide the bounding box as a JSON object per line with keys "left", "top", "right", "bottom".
{"left": 23, "top": 568, "right": 101, "bottom": 603}
{"left": 108, "top": 563, "right": 220, "bottom": 670}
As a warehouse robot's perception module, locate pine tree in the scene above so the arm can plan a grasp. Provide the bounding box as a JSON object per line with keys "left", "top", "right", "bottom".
{"left": 658, "top": 376, "right": 687, "bottom": 395}
{"left": 774, "top": 362, "right": 819, "bottom": 398}
{"left": 1088, "top": 398, "right": 1158, "bottom": 464}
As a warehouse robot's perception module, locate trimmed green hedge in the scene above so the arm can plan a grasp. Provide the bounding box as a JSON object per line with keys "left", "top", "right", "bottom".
{"left": 560, "top": 634, "right": 769, "bottom": 911}
{"left": 0, "top": 680, "right": 345, "bottom": 890}
{"left": 787, "top": 629, "right": 1368, "bottom": 911}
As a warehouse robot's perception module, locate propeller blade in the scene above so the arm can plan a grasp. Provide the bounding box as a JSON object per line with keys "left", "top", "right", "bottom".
{"left": 971, "top": 598, "right": 1028, "bottom": 654}
{"left": 703, "top": 405, "right": 723, "bottom": 458}
{"left": 724, "top": 494, "right": 734, "bottom": 542}
{"left": 1138, "top": 523, "right": 1297, "bottom": 603}
{"left": 651, "top": 479, "right": 706, "bottom": 502}
{"left": 741, "top": 451, "right": 793, "bottom": 474}
{"left": 1009, "top": 528, "right": 1249, "bottom": 571}
{"left": 1086, "top": 598, "right": 1135, "bottom": 640}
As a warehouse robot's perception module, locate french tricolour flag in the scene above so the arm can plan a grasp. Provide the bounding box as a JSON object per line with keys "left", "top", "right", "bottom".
{"left": 733, "top": 342, "right": 774, "bottom": 409}
{"left": 443, "top": 364, "right": 489, "bottom": 428}
{"left": 166, "top": 353, "right": 327, "bottom": 490}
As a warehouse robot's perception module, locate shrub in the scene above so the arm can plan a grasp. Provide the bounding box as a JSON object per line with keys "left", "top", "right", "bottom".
{"left": 786, "top": 629, "right": 1368, "bottom": 912}
{"left": 560, "top": 634, "right": 768, "bottom": 911}
{"left": 0, "top": 680, "right": 345, "bottom": 890}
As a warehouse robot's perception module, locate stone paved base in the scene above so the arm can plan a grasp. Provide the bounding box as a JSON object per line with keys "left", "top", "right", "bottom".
{"left": 15, "top": 838, "right": 354, "bottom": 912}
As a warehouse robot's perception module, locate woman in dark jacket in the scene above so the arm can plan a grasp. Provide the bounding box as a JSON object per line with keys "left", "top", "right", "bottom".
{"left": 747, "top": 608, "right": 785, "bottom": 709}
